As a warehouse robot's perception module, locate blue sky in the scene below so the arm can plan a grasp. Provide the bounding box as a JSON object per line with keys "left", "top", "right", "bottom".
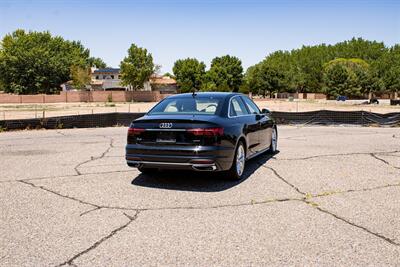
{"left": 0, "top": 0, "right": 399, "bottom": 73}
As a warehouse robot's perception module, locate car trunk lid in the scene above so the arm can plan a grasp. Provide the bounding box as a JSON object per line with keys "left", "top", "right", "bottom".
{"left": 127, "top": 115, "right": 222, "bottom": 146}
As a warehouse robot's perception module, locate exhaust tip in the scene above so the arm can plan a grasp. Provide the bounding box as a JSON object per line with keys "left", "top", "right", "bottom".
{"left": 192, "top": 164, "right": 217, "bottom": 171}
{"left": 127, "top": 160, "right": 141, "bottom": 168}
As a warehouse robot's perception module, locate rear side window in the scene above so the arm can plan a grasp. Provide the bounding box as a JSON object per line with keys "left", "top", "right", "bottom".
{"left": 230, "top": 97, "right": 249, "bottom": 117}
{"left": 241, "top": 96, "right": 260, "bottom": 114}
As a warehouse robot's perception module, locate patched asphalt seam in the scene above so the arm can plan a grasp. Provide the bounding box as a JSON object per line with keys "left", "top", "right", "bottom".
{"left": 56, "top": 211, "right": 140, "bottom": 267}
{"left": 74, "top": 137, "right": 114, "bottom": 175}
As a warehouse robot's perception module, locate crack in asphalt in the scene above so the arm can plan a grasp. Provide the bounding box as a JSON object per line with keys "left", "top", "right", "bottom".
{"left": 141, "top": 198, "right": 303, "bottom": 211}
{"left": 18, "top": 177, "right": 303, "bottom": 215}
{"left": 19, "top": 180, "right": 100, "bottom": 209}
{"left": 370, "top": 153, "right": 400, "bottom": 170}
{"left": 79, "top": 206, "right": 102, "bottom": 217}
{"left": 0, "top": 169, "right": 133, "bottom": 184}
{"left": 56, "top": 211, "right": 140, "bottom": 267}
{"left": 310, "top": 204, "right": 400, "bottom": 246}
{"left": 280, "top": 131, "right": 393, "bottom": 140}
{"left": 74, "top": 137, "right": 114, "bottom": 175}
{"left": 4, "top": 148, "right": 395, "bottom": 185}
{"left": 259, "top": 164, "right": 306, "bottom": 195}
{"left": 257, "top": 161, "right": 400, "bottom": 248}
{"left": 0, "top": 133, "right": 121, "bottom": 142}
{"left": 55, "top": 130, "right": 68, "bottom": 137}
{"left": 17, "top": 180, "right": 142, "bottom": 214}
{"left": 4, "top": 130, "right": 400, "bottom": 263}
{"left": 275, "top": 150, "right": 400, "bottom": 161}
{"left": 311, "top": 182, "right": 400, "bottom": 198}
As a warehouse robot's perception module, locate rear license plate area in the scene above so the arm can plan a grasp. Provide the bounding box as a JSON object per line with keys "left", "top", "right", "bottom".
{"left": 156, "top": 132, "right": 176, "bottom": 143}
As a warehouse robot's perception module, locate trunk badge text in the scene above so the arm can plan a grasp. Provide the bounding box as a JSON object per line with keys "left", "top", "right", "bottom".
{"left": 159, "top": 122, "right": 173, "bottom": 129}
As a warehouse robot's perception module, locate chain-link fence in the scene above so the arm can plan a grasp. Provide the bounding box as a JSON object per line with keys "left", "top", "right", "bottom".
{"left": 273, "top": 110, "right": 400, "bottom": 126}
{"left": 1, "top": 110, "right": 399, "bottom": 131}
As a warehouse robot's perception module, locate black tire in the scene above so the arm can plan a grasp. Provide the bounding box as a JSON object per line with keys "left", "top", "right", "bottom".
{"left": 223, "top": 141, "right": 246, "bottom": 181}
{"left": 267, "top": 126, "right": 278, "bottom": 154}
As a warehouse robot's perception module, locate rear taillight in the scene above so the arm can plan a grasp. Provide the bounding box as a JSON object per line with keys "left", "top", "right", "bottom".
{"left": 128, "top": 127, "right": 145, "bottom": 136}
{"left": 186, "top": 127, "right": 224, "bottom": 136}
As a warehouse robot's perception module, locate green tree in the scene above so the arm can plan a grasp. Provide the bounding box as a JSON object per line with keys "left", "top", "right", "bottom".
{"left": 70, "top": 66, "right": 90, "bottom": 89}
{"left": 323, "top": 58, "right": 369, "bottom": 97}
{"left": 172, "top": 58, "right": 205, "bottom": 93}
{"left": 245, "top": 37, "right": 394, "bottom": 96}
{"left": 374, "top": 45, "right": 400, "bottom": 95}
{"left": 0, "top": 29, "right": 91, "bottom": 94}
{"left": 206, "top": 55, "right": 243, "bottom": 92}
{"left": 120, "top": 44, "right": 155, "bottom": 90}
{"left": 332, "top": 38, "right": 386, "bottom": 61}
{"left": 163, "top": 72, "right": 175, "bottom": 79}
{"left": 88, "top": 57, "right": 107, "bottom": 68}
{"left": 245, "top": 62, "right": 285, "bottom": 97}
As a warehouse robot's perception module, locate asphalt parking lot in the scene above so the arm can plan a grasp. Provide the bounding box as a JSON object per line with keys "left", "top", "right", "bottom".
{"left": 1, "top": 126, "right": 399, "bottom": 266}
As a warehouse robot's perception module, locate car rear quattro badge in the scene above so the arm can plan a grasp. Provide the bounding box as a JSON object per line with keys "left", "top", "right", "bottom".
{"left": 159, "top": 122, "right": 173, "bottom": 129}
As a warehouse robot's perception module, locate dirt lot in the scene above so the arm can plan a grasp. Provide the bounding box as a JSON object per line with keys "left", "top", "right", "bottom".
{"left": 1, "top": 99, "right": 399, "bottom": 120}
{"left": 1, "top": 126, "right": 399, "bottom": 266}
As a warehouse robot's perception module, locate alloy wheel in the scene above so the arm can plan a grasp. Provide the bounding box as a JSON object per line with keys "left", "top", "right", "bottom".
{"left": 236, "top": 144, "right": 245, "bottom": 176}
{"left": 271, "top": 128, "right": 277, "bottom": 151}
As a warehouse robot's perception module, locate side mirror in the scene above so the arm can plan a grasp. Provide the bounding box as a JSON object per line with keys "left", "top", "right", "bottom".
{"left": 255, "top": 113, "right": 263, "bottom": 120}
{"left": 261, "top": 108, "right": 271, "bottom": 114}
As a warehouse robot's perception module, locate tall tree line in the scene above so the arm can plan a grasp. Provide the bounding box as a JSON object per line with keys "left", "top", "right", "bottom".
{"left": 1, "top": 31, "right": 398, "bottom": 97}
{"left": 172, "top": 55, "right": 243, "bottom": 93}
{"left": 244, "top": 38, "right": 400, "bottom": 97}
{"left": 0, "top": 30, "right": 107, "bottom": 93}
{"left": 0, "top": 30, "right": 158, "bottom": 94}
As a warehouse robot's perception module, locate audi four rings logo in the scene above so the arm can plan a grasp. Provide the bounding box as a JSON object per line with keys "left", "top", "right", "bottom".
{"left": 159, "top": 122, "right": 173, "bottom": 129}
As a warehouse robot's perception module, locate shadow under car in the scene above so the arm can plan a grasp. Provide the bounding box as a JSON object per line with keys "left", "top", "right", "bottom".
{"left": 130, "top": 151, "right": 278, "bottom": 192}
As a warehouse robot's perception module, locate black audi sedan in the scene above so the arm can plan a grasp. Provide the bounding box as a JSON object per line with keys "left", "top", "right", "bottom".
{"left": 126, "top": 92, "right": 277, "bottom": 180}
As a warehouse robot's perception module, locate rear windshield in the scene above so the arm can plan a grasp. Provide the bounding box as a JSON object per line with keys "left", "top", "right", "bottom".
{"left": 148, "top": 96, "right": 223, "bottom": 115}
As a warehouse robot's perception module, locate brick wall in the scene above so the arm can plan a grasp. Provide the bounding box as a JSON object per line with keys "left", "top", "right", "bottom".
{"left": 307, "top": 93, "right": 327, "bottom": 100}
{"left": 110, "top": 91, "right": 127, "bottom": 102}
{"left": 91, "top": 91, "right": 110, "bottom": 102}
{"left": 65, "top": 91, "right": 89, "bottom": 102}
{"left": 0, "top": 91, "right": 168, "bottom": 103}
{"left": 45, "top": 94, "right": 66, "bottom": 103}
{"left": 130, "top": 91, "right": 163, "bottom": 102}
{"left": 295, "top": 93, "right": 327, "bottom": 100}
{"left": 21, "top": 94, "right": 45, "bottom": 103}
{"left": 0, "top": 94, "right": 21, "bottom": 103}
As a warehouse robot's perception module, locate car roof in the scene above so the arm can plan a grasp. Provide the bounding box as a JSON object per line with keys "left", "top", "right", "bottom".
{"left": 167, "top": 92, "right": 243, "bottom": 99}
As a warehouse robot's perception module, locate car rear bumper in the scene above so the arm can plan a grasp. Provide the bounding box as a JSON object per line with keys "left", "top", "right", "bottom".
{"left": 126, "top": 160, "right": 218, "bottom": 171}
{"left": 125, "top": 143, "right": 234, "bottom": 171}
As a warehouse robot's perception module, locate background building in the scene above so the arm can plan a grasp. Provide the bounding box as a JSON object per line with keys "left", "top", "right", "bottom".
{"left": 91, "top": 68, "right": 126, "bottom": 90}
{"left": 150, "top": 75, "right": 178, "bottom": 94}
{"left": 89, "top": 68, "right": 177, "bottom": 92}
